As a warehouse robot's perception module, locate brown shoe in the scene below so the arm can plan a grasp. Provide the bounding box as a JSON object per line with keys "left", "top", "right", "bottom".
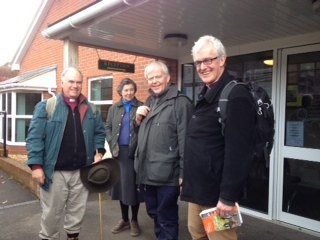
{"left": 130, "top": 220, "right": 141, "bottom": 237}
{"left": 111, "top": 219, "right": 130, "bottom": 233}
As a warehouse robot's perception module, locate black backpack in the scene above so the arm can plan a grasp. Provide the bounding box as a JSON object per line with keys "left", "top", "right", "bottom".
{"left": 218, "top": 80, "right": 275, "bottom": 168}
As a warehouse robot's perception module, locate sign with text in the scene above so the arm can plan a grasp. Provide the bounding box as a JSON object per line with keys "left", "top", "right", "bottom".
{"left": 98, "top": 59, "right": 135, "bottom": 73}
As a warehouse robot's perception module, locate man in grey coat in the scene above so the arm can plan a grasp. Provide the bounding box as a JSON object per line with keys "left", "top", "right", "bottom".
{"left": 134, "top": 60, "right": 193, "bottom": 240}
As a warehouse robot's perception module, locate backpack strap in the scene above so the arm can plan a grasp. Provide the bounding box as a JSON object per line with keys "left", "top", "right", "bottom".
{"left": 88, "top": 102, "right": 97, "bottom": 117}
{"left": 218, "top": 80, "right": 238, "bottom": 135}
{"left": 46, "top": 96, "right": 57, "bottom": 119}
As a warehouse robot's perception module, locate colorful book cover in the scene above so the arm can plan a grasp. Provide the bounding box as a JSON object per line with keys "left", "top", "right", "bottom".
{"left": 199, "top": 203, "right": 243, "bottom": 234}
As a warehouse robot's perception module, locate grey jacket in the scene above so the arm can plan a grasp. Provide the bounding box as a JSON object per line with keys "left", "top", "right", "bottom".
{"left": 134, "top": 84, "right": 194, "bottom": 186}
{"left": 106, "top": 97, "right": 143, "bottom": 158}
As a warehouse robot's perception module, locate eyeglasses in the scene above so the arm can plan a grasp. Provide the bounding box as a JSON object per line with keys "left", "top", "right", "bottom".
{"left": 194, "top": 57, "right": 219, "bottom": 67}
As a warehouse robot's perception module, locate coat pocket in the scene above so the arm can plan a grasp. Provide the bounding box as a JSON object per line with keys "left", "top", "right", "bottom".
{"left": 147, "top": 157, "right": 177, "bottom": 183}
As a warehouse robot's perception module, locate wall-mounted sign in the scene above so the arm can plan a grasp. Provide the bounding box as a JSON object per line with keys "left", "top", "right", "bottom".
{"left": 98, "top": 59, "right": 135, "bottom": 73}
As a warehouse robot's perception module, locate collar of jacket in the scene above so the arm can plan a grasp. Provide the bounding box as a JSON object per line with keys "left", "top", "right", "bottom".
{"left": 143, "top": 84, "right": 179, "bottom": 113}
{"left": 200, "top": 70, "right": 233, "bottom": 104}
{"left": 58, "top": 93, "right": 90, "bottom": 123}
{"left": 149, "top": 83, "right": 179, "bottom": 104}
{"left": 115, "top": 97, "right": 140, "bottom": 108}
{"left": 59, "top": 92, "right": 86, "bottom": 104}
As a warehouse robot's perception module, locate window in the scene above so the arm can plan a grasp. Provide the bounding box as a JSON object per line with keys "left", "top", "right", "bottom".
{"left": 182, "top": 51, "right": 273, "bottom": 104}
{"left": 1, "top": 94, "right": 5, "bottom": 111}
{"left": 0, "top": 92, "right": 42, "bottom": 144}
{"left": 181, "top": 64, "right": 202, "bottom": 104}
{"left": 0, "top": 94, "right": 5, "bottom": 144}
{"left": 283, "top": 158, "right": 320, "bottom": 221}
{"left": 89, "top": 76, "right": 113, "bottom": 122}
{"left": 227, "top": 51, "right": 273, "bottom": 97}
{"left": 285, "top": 51, "right": 320, "bottom": 149}
{"left": 89, "top": 76, "right": 113, "bottom": 102}
{"left": 16, "top": 93, "right": 41, "bottom": 115}
{"left": 16, "top": 119, "right": 31, "bottom": 142}
{"left": 15, "top": 93, "right": 41, "bottom": 142}
{"left": 7, "top": 92, "right": 12, "bottom": 114}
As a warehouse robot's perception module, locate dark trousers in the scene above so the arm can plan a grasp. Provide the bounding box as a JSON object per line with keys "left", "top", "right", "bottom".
{"left": 144, "top": 185, "right": 180, "bottom": 240}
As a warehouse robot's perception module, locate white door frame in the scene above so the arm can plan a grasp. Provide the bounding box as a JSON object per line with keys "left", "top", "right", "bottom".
{"left": 275, "top": 43, "right": 320, "bottom": 232}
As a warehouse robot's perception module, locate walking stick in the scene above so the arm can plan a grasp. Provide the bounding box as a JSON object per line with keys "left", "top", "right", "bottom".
{"left": 98, "top": 193, "right": 104, "bottom": 240}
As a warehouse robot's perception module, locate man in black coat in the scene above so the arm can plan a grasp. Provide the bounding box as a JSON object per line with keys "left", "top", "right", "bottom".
{"left": 180, "top": 35, "right": 256, "bottom": 240}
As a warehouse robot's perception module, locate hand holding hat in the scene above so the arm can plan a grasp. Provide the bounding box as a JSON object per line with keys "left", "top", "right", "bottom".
{"left": 80, "top": 158, "right": 120, "bottom": 193}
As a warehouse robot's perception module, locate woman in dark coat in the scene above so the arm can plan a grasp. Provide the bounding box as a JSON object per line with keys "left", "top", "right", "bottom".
{"left": 106, "top": 78, "right": 143, "bottom": 237}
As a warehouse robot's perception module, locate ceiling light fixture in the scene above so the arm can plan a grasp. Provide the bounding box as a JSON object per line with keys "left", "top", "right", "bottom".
{"left": 263, "top": 59, "right": 273, "bottom": 66}
{"left": 163, "top": 33, "right": 188, "bottom": 47}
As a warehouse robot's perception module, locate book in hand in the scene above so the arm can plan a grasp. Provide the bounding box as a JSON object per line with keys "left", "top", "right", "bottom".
{"left": 199, "top": 203, "right": 243, "bottom": 234}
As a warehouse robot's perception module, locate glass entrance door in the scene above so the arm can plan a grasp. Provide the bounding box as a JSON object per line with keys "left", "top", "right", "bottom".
{"left": 278, "top": 44, "right": 320, "bottom": 232}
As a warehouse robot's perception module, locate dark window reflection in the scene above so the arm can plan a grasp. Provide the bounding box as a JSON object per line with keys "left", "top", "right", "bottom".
{"left": 16, "top": 119, "right": 31, "bottom": 142}
{"left": 90, "top": 78, "right": 113, "bottom": 101}
{"left": 16, "top": 93, "right": 41, "bottom": 115}
{"left": 94, "top": 104, "right": 111, "bottom": 123}
{"left": 230, "top": 51, "right": 273, "bottom": 214}
{"left": 283, "top": 158, "right": 320, "bottom": 221}
{"left": 239, "top": 159, "right": 269, "bottom": 213}
{"left": 285, "top": 51, "right": 320, "bottom": 149}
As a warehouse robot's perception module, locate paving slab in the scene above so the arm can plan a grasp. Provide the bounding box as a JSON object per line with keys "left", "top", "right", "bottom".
{"left": 1, "top": 169, "right": 319, "bottom": 240}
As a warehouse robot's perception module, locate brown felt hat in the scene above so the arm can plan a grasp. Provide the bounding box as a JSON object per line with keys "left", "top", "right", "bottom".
{"left": 80, "top": 158, "right": 120, "bottom": 193}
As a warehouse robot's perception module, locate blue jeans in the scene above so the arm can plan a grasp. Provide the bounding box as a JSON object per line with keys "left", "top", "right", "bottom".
{"left": 144, "top": 185, "right": 180, "bottom": 240}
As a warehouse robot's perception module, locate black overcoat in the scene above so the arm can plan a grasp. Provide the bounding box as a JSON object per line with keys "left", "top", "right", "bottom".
{"left": 180, "top": 70, "right": 256, "bottom": 206}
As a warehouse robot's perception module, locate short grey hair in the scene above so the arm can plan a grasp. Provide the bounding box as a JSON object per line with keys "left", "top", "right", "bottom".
{"left": 144, "top": 60, "right": 169, "bottom": 79}
{"left": 191, "top": 35, "right": 226, "bottom": 61}
{"left": 61, "top": 67, "right": 83, "bottom": 82}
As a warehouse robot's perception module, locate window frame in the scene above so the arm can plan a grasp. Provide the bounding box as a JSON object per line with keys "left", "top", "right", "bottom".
{"left": 88, "top": 76, "right": 113, "bottom": 105}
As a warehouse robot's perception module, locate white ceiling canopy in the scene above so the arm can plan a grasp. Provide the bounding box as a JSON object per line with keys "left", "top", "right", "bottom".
{"left": 42, "top": 0, "right": 320, "bottom": 59}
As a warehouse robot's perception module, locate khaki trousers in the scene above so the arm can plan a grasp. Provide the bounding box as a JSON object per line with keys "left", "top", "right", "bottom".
{"left": 188, "top": 202, "right": 237, "bottom": 240}
{"left": 39, "top": 170, "right": 89, "bottom": 240}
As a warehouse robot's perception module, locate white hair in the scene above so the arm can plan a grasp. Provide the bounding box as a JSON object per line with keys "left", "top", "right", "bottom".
{"left": 191, "top": 35, "right": 226, "bottom": 60}
{"left": 144, "top": 60, "right": 169, "bottom": 79}
{"left": 61, "top": 67, "right": 83, "bottom": 83}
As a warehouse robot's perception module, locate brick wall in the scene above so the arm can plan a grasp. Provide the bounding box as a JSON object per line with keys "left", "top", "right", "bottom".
{"left": 79, "top": 46, "right": 177, "bottom": 102}
{"left": 20, "top": 0, "right": 177, "bottom": 102}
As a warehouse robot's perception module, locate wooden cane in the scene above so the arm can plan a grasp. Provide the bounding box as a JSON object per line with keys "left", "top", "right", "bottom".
{"left": 96, "top": 150, "right": 104, "bottom": 240}
{"left": 98, "top": 193, "right": 104, "bottom": 240}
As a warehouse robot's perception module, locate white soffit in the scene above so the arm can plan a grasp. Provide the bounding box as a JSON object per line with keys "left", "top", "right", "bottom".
{"left": 0, "top": 66, "right": 57, "bottom": 92}
{"left": 19, "top": 70, "right": 57, "bottom": 89}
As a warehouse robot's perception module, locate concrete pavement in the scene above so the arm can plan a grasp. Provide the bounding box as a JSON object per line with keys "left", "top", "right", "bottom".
{"left": 1, "top": 168, "right": 319, "bottom": 240}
